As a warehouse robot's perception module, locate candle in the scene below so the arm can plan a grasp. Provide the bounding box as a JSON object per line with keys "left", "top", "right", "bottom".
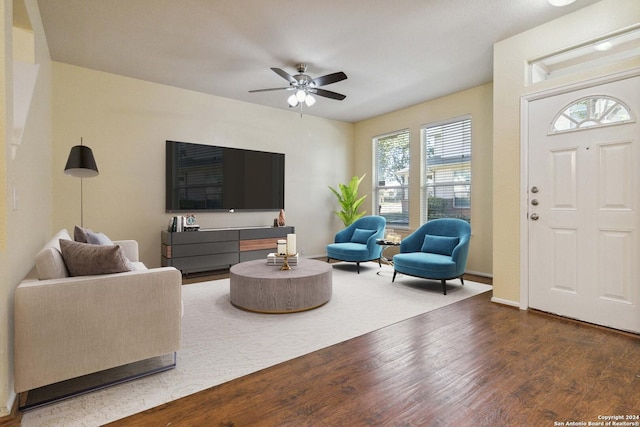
{"left": 287, "top": 234, "right": 296, "bottom": 255}
{"left": 277, "top": 239, "right": 287, "bottom": 255}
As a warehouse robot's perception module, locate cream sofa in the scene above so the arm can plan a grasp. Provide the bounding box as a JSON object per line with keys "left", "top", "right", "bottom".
{"left": 14, "top": 229, "right": 182, "bottom": 395}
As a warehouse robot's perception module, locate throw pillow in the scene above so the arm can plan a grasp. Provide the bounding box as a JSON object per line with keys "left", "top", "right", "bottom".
{"left": 87, "top": 231, "right": 114, "bottom": 245}
{"left": 421, "top": 234, "right": 459, "bottom": 256}
{"left": 74, "top": 225, "right": 92, "bottom": 243}
{"left": 73, "top": 225, "right": 113, "bottom": 245}
{"left": 75, "top": 225, "right": 115, "bottom": 245}
{"left": 59, "top": 239, "right": 133, "bottom": 277}
{"left": 351, "top": 228, "right": 376, "bottom": 244}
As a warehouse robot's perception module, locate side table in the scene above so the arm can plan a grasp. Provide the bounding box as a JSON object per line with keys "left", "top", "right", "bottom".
{"left": 376, "top": 239, "right": 401, "bottom": 268}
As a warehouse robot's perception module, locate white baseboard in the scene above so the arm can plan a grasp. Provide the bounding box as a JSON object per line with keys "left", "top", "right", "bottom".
{"left": 1, "top": 391, "right": 16, "bottom": 417}
{"left": 490, "top": 296, "right": 521, "bottom": 308}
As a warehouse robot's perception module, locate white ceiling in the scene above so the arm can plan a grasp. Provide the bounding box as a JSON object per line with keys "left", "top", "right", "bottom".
{"left": 37, "top": 0, "right": 601, "bottom": 123}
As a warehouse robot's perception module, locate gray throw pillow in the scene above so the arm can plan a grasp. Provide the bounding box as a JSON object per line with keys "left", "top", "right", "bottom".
{"left": 75, "top": 225, "right": 114, "bottom": 245}
{"left": 59, "top": 239, "right": 132, "bottom": 276}
{"left": 87, "top": 231, "right": 113, "bottom": 245}
{"left": 74, "top": 225, "right": 91, "bottom": 243}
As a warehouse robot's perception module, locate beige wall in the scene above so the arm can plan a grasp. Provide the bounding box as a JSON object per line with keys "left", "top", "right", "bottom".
{"left": 492, "top": 0, "right": 640, "bottom": 305}
{"left": 354, "top": 83, "right": 493, "bottom": 276}
{"left": 1, "top": 0, "right": 52, "bottom": 414}
{"left": 51, "top": 62, "right": 354, "bottom": 267}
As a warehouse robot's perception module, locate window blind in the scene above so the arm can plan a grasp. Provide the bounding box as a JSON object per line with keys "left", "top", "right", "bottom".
{"left": 422, "top": 117, "right": 471, "bottom": 222}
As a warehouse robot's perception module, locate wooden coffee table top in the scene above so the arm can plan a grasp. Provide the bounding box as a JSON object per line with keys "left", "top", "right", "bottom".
{"left": 230, "top": 258, "right": 332, "bottom": 279}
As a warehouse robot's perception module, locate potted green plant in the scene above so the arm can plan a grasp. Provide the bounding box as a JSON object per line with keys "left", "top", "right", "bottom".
{"left": 329, "top": 174, "right": 367, "bottom": 226}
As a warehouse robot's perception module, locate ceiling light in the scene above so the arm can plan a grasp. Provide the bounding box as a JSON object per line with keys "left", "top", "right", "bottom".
{"left": 296, "top": 89, "right": 306, "bottom": 103}
{"left": 304, "top": 94, "right": 316, "bottom": 107}
{"left": 287, "top": 94, "right": 298, "bottom": 107}
{"left": 548, "top": 0, "right": 576, "bottom": 6}
{"left": 594, "top": 41, "right": 613, "bottom": 51}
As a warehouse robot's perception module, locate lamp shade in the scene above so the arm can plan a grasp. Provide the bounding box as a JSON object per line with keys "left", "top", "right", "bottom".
{"left": 64, "top": 145, "right": 99, "bottom": 178}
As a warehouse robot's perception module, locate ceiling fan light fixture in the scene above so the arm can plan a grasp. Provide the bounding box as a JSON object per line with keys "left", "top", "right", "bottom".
{"left": 305, "top": 94, "right": 316, "bottom": 107}
{"left": 249, "top": 64, "right": 347, "bottom": 113}
{"left": 287, "top": 94, "right": 299, "bottom": 107}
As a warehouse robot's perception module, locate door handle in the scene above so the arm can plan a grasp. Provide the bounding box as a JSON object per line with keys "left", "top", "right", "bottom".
{"left": 530, "top": 213, "right": 539, "bottom": 221}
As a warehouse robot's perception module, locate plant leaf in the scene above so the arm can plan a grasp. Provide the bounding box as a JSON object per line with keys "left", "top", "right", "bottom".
{"left": 329, "top": 174, "right": 367, "bottom": 226}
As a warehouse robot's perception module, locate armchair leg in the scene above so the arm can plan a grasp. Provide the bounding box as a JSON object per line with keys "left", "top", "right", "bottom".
{"left": 356, "top": 262, "right": 360, "bottom": 274}
{"left": 378, "top": 258, "right": 382, "bottom": 268}
{"left": 392, "top": 271, "right": 397, "bottom": 282}
{"left": 460, "top": 276, "right": 465, "bottom": 286}
{"left": 327, "top": 257, "right": 331, "bottom": 263}
{"left": 441, "top": 279, "right": 447, "bottom": 295}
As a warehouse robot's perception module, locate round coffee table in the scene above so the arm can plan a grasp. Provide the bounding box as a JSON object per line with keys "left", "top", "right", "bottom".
{"left": 230, "top": 258, "right": 333, "bottom": 313}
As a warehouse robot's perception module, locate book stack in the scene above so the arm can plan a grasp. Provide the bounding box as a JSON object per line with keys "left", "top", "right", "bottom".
{"left": 267, "top": 253, "right": 299, "bottom": 266}
{"left": 168, "top": 216, "right": 183, "bottom": 232}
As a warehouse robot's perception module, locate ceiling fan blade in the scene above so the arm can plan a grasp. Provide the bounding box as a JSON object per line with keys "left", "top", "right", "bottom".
{"left": 248, "top": 87, "right": 293, "bottom": 93}
{"left": 271, "top": 67, "right": 297, "bottom": 84}
{"left": 312, "top": 88, "right": 346, "bottom": 101}
{"left": 311, "top": 71, "right": 347, "bottom": 87}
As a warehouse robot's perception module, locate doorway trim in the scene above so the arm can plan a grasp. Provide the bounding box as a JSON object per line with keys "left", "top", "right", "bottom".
{"left": 518, "top": 67, "right": 640, "bottom": 311}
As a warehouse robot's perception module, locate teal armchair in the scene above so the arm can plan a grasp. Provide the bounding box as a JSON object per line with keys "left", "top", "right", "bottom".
{"left": 326, "top": 215, "right": 386, "bottom": 273}
{"left": 392, "top": 218, "right": 470, "bottom": 294}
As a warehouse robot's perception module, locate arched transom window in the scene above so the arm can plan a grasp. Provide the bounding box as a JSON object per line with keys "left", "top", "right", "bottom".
{"left": 551, "top": 96, "right": 633, "bottom": 133}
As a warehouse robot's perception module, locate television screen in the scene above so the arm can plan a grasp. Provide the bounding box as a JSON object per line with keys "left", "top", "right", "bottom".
{"left": 166, "top": 141, "right": 285, "bottom": 212}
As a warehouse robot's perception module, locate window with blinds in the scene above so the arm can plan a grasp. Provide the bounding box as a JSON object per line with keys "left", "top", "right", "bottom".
{"left": 373, "top": 129, "right": 410, "bottom": 227}
{"left": 421, "top": 116, "right": 471, "bottom": 223}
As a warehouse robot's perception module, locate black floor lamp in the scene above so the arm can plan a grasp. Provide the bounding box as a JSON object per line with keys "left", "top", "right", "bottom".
{"left": 64, "top": 138, "right": 99, "bottom": 227}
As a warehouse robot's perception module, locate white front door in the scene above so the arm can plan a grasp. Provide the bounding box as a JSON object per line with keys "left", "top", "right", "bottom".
{"left": 527, "top": 76, "right": 640, "bottom": 333}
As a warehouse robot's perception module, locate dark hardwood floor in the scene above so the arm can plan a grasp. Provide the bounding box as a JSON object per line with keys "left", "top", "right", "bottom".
{"left": 3, "top": 269, "right": 638, "bottom": 426}
{"left": 104, "top": 275, "right": 638, "bottom": 427}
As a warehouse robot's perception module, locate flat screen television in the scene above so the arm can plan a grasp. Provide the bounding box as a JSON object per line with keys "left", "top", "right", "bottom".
{"left": 166, "top": 140, "right": 285, "bottom": 212}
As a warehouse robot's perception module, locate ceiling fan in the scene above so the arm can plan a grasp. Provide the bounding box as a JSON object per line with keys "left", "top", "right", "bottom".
{"left": 249, "top": 63, "right": 347, "bottom": 108}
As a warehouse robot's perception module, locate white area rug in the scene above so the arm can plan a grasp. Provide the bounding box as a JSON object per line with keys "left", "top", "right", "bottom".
{"left": 21, "top": 262, "right": 491, "bottom": 426}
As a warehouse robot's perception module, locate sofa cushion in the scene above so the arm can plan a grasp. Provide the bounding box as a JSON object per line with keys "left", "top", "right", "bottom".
{"left": 129, "top": 261, "right": 147, "bottom": 271}
{"left": 59, "top": 240, "right": 133, "bottom": 276}
{"left": 326, "top": 242, "right": 369, "bottom": 261}
{"left": 421, "top": 234, "right": 459, "bottom": 256}
{"left": 35, "top": 229, "right": 72, "bottom": 280}
{"left": 393, "top": 252, "right": 458, "bottom": 278}
{"left": 351, "top": 228, "right": 376, "bottom": 244}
